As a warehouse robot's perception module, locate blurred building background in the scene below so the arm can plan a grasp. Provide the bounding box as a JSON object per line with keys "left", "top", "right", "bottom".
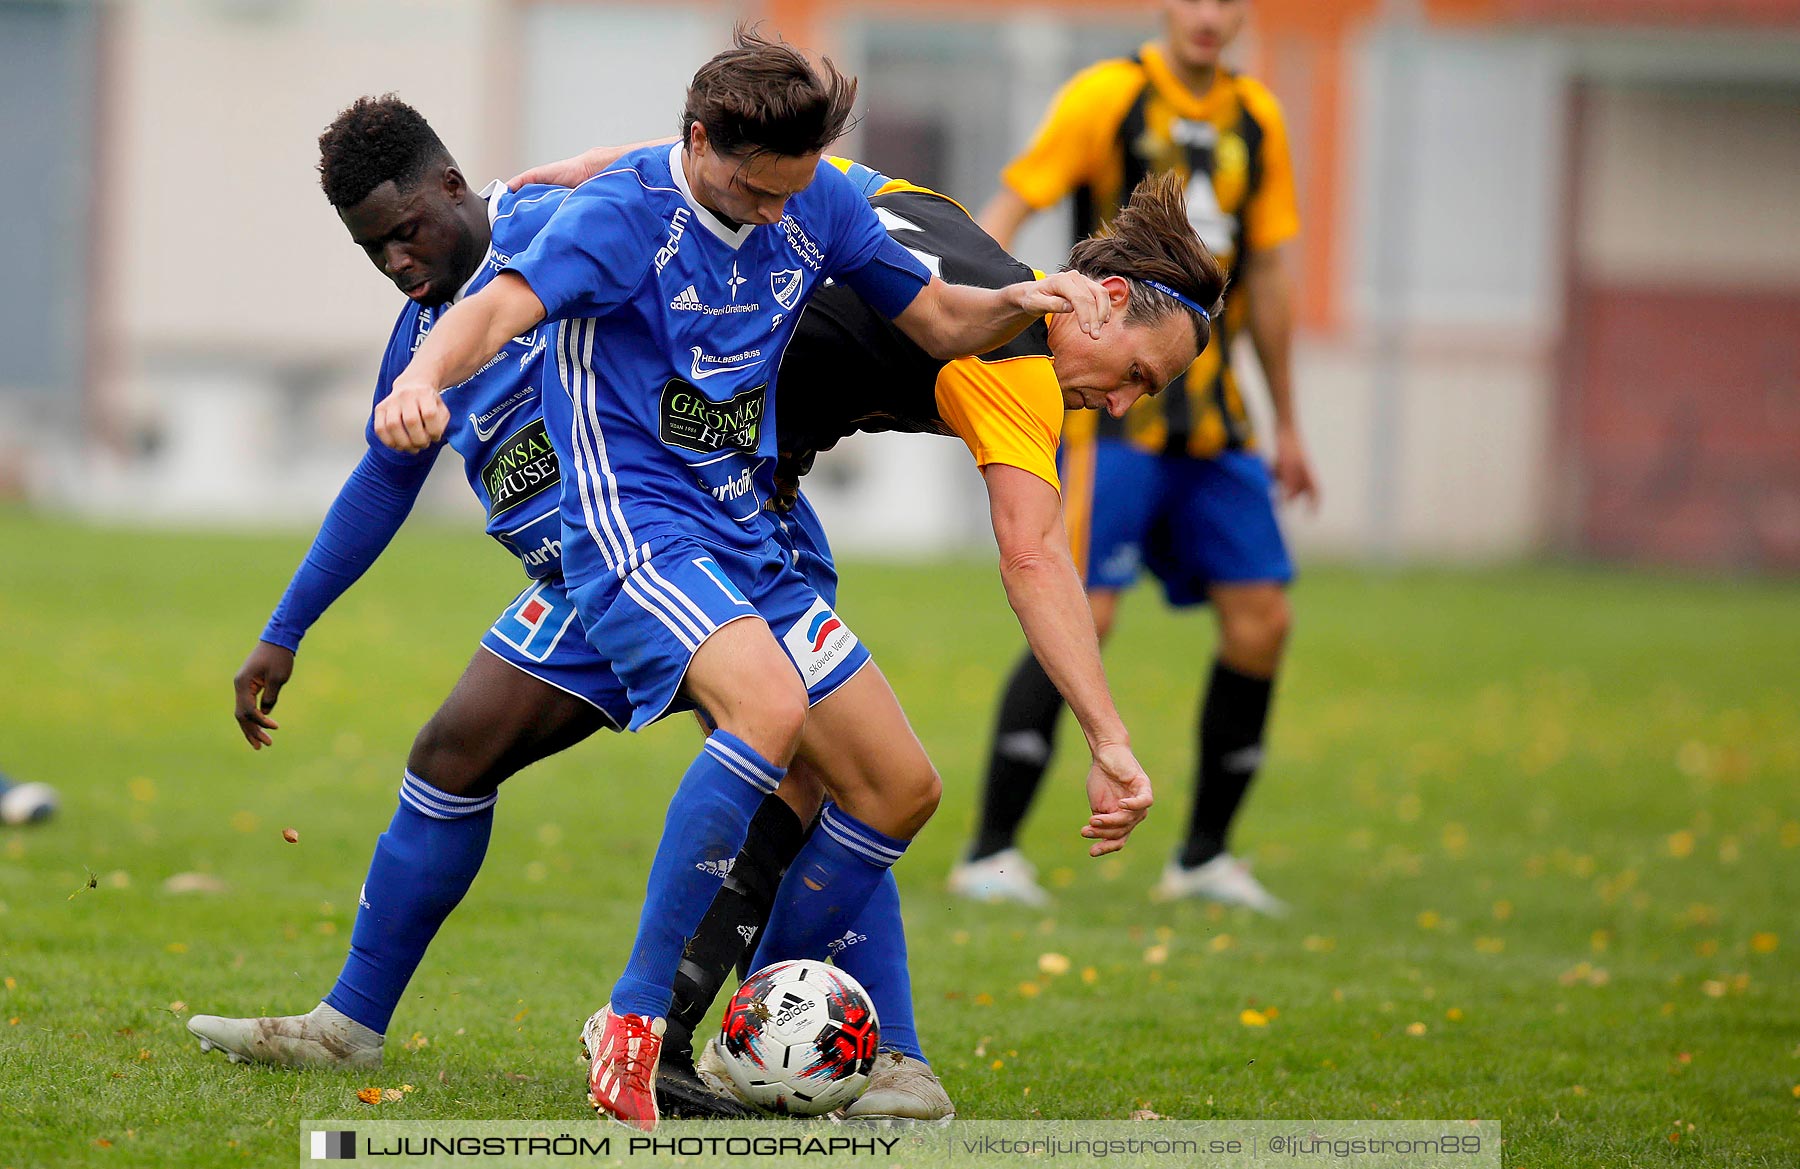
{"left": 2, "top": 0, "right": 1797, "bottom": 569}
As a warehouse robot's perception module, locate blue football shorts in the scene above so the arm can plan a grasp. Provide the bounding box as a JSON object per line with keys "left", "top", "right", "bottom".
{"left": 1060, "top": 439, "right": 1294, "bottom": 608}
{"left": 480, "top": 577, "right": 632, "bottom": 730}
{"left": 558, "top": 531, "right": 869, "bottom": 731}
{"left": 769, "top": 490, "right": 840, "bottom": 607}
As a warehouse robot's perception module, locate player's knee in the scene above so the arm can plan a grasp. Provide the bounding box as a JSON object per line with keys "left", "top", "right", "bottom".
{"left": 1220, "top": 589, "right": 1291, "bottom": 667}
{"left": 407, "top": 717, "right": 503, "bottom": 799}
{"left": 1087, "top": 594, "right": 1120, "bottom": 641}
{"left": 732, "top": 678, "right": 809, "bottom": 763}
{"left": 891, "top": 760, "right": 942, "bottom": 839}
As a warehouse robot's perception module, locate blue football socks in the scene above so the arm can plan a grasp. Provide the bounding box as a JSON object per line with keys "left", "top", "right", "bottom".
{"left": 325, "top": 771, "right": 495, "bottom": 1034}
{"left": 609, "top": 730, "right": 785, "bottom": 1019}
{"left": 750, "top": 802, "right": 910, "bottom": 976}
{"left": 830, "top": 868, "right": 925, "bottom": 1063}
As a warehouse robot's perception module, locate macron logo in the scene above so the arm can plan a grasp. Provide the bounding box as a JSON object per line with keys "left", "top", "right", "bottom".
{"left": 670, "top": 285, "right": 704, "bottom": 311}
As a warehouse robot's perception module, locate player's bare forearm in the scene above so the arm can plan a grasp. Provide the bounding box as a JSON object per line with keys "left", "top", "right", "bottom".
{"left": 894, "top": 273, "right": 1108, "bottom": 361}
{"left": 1243, "top": 244, "right": 1319, "bottom": 504}
{"left": 1243, "top": 245, "right": 1297, "bottom": 428}
{"left": 988, "top": 467, "right": 1153, "bottom": 855}
{"left": 377, "top": 274, "right": 546, "bottom": 452}
{"left": 975, "top": 188, "right": 1034, "bottom": 251}
{"left": 985, "top": 466, "right": 1128, "bottom": 751}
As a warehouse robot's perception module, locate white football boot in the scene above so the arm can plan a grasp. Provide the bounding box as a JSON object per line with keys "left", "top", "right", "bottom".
{"left": 841, "top": 1050, "right": 955, "bottom": 1127}
{"left": 189, "top": 1002, "right": 383, "bottom": 1068}
{"left": 946, "top": 848, "right": 1051, "bottom": 908}
{"left": 1151, "top": 854, "right": 1289, "bottom": 916}
{"left": 694, "top": 1036, "right": 758, "bottom": 1108}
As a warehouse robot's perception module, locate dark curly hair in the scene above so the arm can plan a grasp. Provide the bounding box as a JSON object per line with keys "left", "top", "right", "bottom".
{"left": 1066, "top": 172, "right": 1229, "bottom": 355}
{"left": 317, "top": 95, "right": 452, "bottom": 209}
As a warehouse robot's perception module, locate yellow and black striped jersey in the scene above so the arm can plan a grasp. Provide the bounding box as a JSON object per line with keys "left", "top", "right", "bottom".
{"left": 774, "top": 173, "right": 1064, "bottom": 503}
{"left": 1002, "top": 42, "right": 1299, "bottom": 459}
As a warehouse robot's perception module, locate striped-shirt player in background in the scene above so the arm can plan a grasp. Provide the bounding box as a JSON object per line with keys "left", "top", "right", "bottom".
{"left": 955, "top": 0, "right": 1320, "bottom": 914}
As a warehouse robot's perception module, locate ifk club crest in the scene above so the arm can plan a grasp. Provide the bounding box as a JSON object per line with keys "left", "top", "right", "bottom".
{"left": 770, "top": 268, "right": 804, "bottom": 311}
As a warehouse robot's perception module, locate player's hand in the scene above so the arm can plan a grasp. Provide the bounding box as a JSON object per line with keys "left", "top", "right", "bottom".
{"left": 1015, "top": 271, "right": 1111, "bottom": 338}
{"left": 1080, "top": 741, "right": 1153, "bottom": 857}
{"left": 374, "top": 375, "right": 449, "bottom": 453}
{"left": 234, "top": 641, "right": 295, "bottom": 750}
{"left": 1273, "top": 423, "right": 1320, "bottom": 509}
{"left": 508, "top": 147, "right": 610, "bottom": 191}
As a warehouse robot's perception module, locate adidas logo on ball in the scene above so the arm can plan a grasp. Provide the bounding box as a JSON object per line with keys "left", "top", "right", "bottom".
{"left": 772, "top": 990, "right": 814, "bottom": 1029}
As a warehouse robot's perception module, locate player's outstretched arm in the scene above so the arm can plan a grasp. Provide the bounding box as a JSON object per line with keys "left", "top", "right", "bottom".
{"left": 984, "top": 463, "right": 1152, "bottom": 855}
{"left": 507, "top": 137, "right": 679, "bottom": 191}
{"left": 376, "top": 274, "right": 547, "bottom": 453}
{"left": 234, "top": 450, "right": 437, "bottom": 748}
{"left": 891, "top": 272, "right": 1111, "bottom": 361}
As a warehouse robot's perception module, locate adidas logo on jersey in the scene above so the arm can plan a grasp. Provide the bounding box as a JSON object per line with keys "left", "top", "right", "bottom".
{"left": 669, "top": 285, "right": 758, "bottom": 315}
{"left": 825, "top": 928, "right": 867, "bottom": 957}
{"left": 695, "top": 857, "right": 736, "bottom": 878}
{"left": 737, "top": 924, "right": 758, "bottom": 945}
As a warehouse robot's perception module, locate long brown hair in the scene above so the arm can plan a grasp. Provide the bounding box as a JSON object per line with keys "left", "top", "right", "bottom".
{"left": 1066, "top": 172, "right": 1229, "bottom": 352}
{"left": 680, "top": 24, "right": 858, "bottom": 160}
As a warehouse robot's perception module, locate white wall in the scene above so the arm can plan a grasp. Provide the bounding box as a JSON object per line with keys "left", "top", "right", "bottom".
{"left": 81, "top": 0, "right": 509, "bottom": 520}
{"left": 520, "top": 3, "right": 728, "bottom": 166}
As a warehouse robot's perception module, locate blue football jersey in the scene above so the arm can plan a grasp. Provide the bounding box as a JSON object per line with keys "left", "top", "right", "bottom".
{"left": 364, "top": 182, "right": 573, "bottom": 577}
{"left": 505, "top": 144, "right": 930, "bottom": 588}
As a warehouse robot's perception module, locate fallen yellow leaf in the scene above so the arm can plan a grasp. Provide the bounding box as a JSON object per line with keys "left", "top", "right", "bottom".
{"left": 1037, "top": 953, "right": 1070, "bottom": 976}
{"left": 1239, "top": 1009, "right": 1268, "bottom": 1027}
{"left": 1751, "top": 932, "right": 1779, "bottom": 954}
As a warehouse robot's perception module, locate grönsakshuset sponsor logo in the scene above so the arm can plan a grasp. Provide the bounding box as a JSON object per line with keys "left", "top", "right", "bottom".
{"left": 479, "top": 418, "right": 559, "bottom": 517}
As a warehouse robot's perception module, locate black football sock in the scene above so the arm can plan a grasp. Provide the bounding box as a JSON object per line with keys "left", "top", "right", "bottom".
{"left": 969, "top": 649, "right": 1066, "bottom": 862}
{"left": 665, "top": 793, "right": 807, "bottom": 1059}
{"left": 1179, "top": 659, "right": 1275, "bottom": 869}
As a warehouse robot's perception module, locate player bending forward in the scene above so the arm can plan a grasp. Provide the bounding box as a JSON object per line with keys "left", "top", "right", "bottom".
{"left": 188, "top": 85, "right": 1184, "bottom": 1130}
{"left": 367, "top": 27, "right": 1136, "bottom": 1132}
{"left": 512, "top": 145, "right": 1223, "bottom": 1121}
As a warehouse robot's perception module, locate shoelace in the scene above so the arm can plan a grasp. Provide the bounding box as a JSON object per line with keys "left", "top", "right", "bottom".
{"left": 609, "top": 1019, "right": 658, "bottom": 1091}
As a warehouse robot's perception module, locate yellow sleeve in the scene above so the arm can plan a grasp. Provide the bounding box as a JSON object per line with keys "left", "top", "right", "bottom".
{"left": 934, "top": 356, "right": 1064, "bottom": 491}
{"left": 1000, "top": 59, "right": 1146, "bottom": 211}
{"left": 1236, "top": 77, "right": 1300, "bottom": 252}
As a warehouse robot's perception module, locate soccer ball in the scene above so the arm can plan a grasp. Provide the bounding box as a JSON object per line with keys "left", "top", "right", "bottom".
{"left": 716, "top": 959, "right": 880, "bottom": 1115}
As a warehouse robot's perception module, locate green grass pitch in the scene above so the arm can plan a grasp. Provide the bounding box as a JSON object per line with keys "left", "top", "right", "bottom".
{"left": 0, "top": 509, "right": 1795, "bottom": 1167}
